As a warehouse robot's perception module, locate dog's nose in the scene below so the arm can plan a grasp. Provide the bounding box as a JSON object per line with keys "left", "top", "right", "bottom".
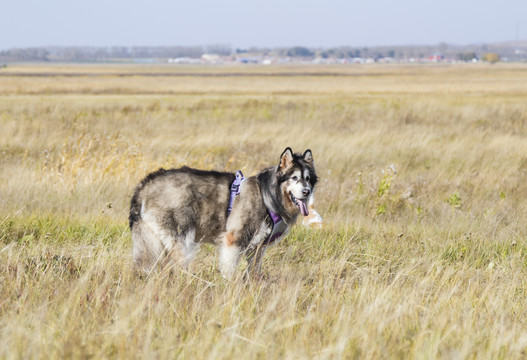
{"left": 302, "top": 188, "right": 311, "bottom": 197}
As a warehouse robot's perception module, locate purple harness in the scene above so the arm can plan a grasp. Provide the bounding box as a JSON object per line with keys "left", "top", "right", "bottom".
{"left": 264, "top": 210, "right": 287, "bottom": 245}
{"left": 228, "top": 171, "right": 287, "bottom": 245}
{"left": 227, "top": 170, "right": 245, "bottom": 215}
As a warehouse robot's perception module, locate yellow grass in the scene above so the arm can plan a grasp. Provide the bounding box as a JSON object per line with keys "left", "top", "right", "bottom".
{"left": 1, "top": 63, "right": 527, "bottom": 359}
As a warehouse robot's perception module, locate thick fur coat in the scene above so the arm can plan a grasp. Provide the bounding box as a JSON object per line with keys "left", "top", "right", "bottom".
{"left": 129, "top": 148, "right": 317, "bottom": 278}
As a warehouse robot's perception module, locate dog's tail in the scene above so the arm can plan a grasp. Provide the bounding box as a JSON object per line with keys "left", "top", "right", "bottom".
{"left": 129, "top": 191, "right": 141, "bottom": 229}
{"left": 129, "top": 168, "right": 169, "bottom": 230}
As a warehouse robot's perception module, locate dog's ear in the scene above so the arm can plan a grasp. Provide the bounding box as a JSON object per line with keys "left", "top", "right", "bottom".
{"left": 279, "top": 147, "right": 294, "bottom": 170}
{"left": 303, "top": 149, "right": 314, "bottom": 165}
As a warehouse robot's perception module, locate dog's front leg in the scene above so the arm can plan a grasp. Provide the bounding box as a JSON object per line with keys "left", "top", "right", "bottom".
{"left": 244, "top": 221, "right": 272, "bottom": 279}
{"left": 219, "top": 231, "right": 242, "bottom": 280}
{"left": 245, "top": 245, "right": 266, "bottom": 279}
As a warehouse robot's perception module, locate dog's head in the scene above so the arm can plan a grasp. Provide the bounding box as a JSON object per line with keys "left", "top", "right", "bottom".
{"left": 277, "top": 148, "right": 317, "bottom": 217}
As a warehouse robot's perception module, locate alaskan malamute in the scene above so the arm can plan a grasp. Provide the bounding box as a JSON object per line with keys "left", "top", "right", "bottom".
{"left": 129, "top": 148, "right": 317, "bottom": 278}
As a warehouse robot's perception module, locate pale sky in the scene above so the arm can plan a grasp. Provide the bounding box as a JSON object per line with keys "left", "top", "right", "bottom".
{"left": 1, "top": 0, "right": 525, "bottom": 49}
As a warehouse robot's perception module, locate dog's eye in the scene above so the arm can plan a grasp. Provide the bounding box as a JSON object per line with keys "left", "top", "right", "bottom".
{"left": 292, "top": 176, "right": 299, "bottom": 181}
{"left": 306, "top": 176, "right": 310, "bottom": 182}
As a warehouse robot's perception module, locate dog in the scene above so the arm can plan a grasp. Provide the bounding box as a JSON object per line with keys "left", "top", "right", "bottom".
{"left": 302, "top": 195, "right": 324, "bottom": 228}
{"left": 129, "top": 147, "right": 317, "bottom": 278}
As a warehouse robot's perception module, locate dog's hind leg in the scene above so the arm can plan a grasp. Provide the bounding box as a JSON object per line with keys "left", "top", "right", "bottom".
{"left": 156, "top": 226, "right": 200, "bottom": 273}
{"left": 131, "top": 220, "right": 165, "bottom": 273}
{"left": 133, "top": 214, "right": 195, "bottom": 273}
{"left": 180, "top": 227, "right": 199, "bottom": 270}
{"left": 219, "top": 231, "right": 242, "bottom": 280}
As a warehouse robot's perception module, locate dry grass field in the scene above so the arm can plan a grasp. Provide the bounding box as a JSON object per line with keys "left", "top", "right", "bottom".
{"left": 1, "top": 63, "right": 527, "bottom": 359}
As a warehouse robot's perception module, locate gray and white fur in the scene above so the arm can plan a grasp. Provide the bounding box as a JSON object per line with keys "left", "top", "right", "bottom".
{"left": 129, "top": 148, "right": 317, "bottom": 278}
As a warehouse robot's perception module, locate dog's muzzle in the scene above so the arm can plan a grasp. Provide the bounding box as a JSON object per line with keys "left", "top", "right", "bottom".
{"left": 290, "top": 192, "right": 309, "bottom": 216}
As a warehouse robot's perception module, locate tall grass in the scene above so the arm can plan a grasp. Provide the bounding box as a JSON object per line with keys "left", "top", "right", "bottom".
{"left": 1, "top": 63, "right": 527, "bottom": 358}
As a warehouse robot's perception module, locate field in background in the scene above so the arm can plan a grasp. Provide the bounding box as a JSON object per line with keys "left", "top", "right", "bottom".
{"left": 1, "top": 63, "right": 527, "bottom": 359}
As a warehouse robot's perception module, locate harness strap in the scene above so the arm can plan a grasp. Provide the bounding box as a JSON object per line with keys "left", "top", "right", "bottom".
{"left": 227, "top": 170, "right": 245, "bottom": 215}
{"left": 263, "top": 210, "right": 287, "bottom": 245}
{"left": 227, "top": 170, "right": 288, "bottom": 245}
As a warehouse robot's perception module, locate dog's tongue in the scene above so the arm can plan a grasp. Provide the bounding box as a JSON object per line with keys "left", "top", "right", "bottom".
{"left": 298, "top": 200, "right": 309, "bottom": 216}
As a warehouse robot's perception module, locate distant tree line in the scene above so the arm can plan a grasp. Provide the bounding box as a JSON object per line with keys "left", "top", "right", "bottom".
{"left": 457, "top": 52, "right": 478, "bottom": 61}
{"left": 0, "top": 44, "right": 231, "bottom": 62}
{"left": 1, "top": 48, "right": 51, "bottom": 61}
{"left": 0, "top": 42, "right": 525, "bottom": 62}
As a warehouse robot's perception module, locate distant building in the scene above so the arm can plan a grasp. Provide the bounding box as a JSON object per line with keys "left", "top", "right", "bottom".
{"left": 428, "top": 54, "right": 444, "bottom": 62}
{"left": 168, "top": 57, "right": 202, "bottom": 64}
{"left": 201, "top": 54, "right": 220, "bottom": 64}
{"left": 236, "top": 57, "right": 260, "bottom": 64}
